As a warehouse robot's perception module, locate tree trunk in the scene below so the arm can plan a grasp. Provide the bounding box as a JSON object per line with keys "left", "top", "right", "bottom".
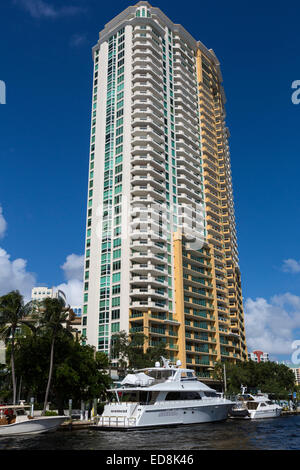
{"left": 43, "top": 335, "right": 55, "bottom": 415}
{"left": 57, "top": 395, "right": 64, "bottom": 416}
{"left": 11, "top": 329, "right": 16, "bottom": 405}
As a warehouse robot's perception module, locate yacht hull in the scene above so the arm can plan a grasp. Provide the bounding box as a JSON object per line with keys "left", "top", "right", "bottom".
{"left": 0, "top": 416, "right": 66, "bottom": 436}
{"left": 229, "top": 409, "right": 249, "bottom": 418}
{"left": 93, "top": 403, "right": 233, "bottom": 430}
{"left": 248, "top": 408, "right": 282, "bottom": 419}
{"left": 229, "top": 406, "right": 282, "bottom": 420}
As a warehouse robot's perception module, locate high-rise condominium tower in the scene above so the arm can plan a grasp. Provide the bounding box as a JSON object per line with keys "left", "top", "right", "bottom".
{"left": 82, "top": 2, "right": 247, "bottom": 378}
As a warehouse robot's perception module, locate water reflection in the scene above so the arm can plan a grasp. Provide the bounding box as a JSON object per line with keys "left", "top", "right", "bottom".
{"left": 0, "top": 416, "right": 299, "bottom": 450}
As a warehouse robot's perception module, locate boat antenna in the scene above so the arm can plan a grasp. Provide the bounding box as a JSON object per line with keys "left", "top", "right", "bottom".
{"left": 160, "top": 356, "right": 170, "bottom": 368}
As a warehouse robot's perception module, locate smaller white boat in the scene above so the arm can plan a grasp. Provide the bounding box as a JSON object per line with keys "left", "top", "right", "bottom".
{"left": 229, "top": 387, "right": 282, "bottom": 420}
{"left": 0, "top": 405, "right": 66, "bottom": 436}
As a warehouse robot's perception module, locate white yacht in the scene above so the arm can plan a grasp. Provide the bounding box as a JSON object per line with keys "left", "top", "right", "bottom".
{"left": 229, "top": 387, "right": 282, "bottom": 419}
{"left": 93, "top": 358, "right": 234, "bottom": 430}
{"left": 0, "top": 405, "right": 66, "bottom": 436}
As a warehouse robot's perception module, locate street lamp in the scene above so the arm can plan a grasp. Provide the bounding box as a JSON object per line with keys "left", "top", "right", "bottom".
{"left": 223, "top": 363, "right": 227, "bottom": 394}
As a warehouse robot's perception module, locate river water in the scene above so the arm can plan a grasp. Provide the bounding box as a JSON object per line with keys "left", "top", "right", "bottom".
{"left": 0, "top": 415, "right": 299, "bottom": 450}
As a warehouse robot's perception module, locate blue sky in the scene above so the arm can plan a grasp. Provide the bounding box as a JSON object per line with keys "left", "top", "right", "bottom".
{"left": 0, "top": 0, "right": 300, "bottom": 362}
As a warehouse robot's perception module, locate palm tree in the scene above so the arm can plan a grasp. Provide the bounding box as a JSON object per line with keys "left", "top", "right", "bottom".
{"left": 0, "top": 290, "right": 35, "bottom": 404}
{"left": 38, "top": 295, "right": 74, "bottom": 415}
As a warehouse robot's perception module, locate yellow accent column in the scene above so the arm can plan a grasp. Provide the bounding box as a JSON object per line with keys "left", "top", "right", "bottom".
{"left": 196, "top": 48, "right": 202, "bottom": 83}
{"left": 144, "top": 311, "right": 150, "bottom": 354}
{"left": 173, "top": 231, "right": 186, "bottom": 368}
{"left": 210, "top": 247, "right": 221, "bottom": 362}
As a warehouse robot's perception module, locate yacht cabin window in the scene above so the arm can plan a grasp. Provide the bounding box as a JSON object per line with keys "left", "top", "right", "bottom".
{"left": 144, "top": 369, "right": 176, "bottom": 380}
{"left": 203, "top": 391, "right": 217, "bottom": 398}
{"left": 165, "top": 391, "right": 201, "bottom": 401}
{"left": 116, "top": 391, "right": 159, "bottom": 404}
{"left": 247, "top": 402, "right": 258, "bottom": 410}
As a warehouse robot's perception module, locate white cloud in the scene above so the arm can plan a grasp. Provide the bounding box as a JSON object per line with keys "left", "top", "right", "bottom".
{"left": 0, "top": 250, "right": 84, "bottom": 306}
{"left": 0, "top": 248, "right": 36, "bottom": 302}
{"left": 61, "top": 254, "right": 84, "bottom": 281}
{"left": 0, "top": 206, "right": 7, "bottom": 239}
{"left": 14, "top": 0, "right": 85, "bottom": 19}
{"left": 282, "top": 258, "right": 300, "bottom": 273}
{"left": 56, "top": 279, "right": 83, "bottom": 306}
{"left": 55, "top": 254, "right": 84, "bottom": 306}
{"left": 0, "top": 204, "right": 83, "bottom": 306}
{"left": 0, "top": 206, "right": 36, "bottom": 302}
{"left": 245, "top": 294, "right": 300, "bottom": 357}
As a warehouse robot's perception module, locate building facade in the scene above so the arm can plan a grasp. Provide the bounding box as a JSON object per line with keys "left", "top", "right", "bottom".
{"left": 31, "top": 287, "right": 68, "bottom": 303}
{"left": 31, "top": 287, "right": 56, "bottom": 302}
{"left": 71, "top": 306, "right": 83, "bottom": 317}
{"left": 82, "top": 2, "right": 247, "bottom": 377}
{"left": 248, "top": 350, "right": 269, "bottom": 363}
{"left": 290, "top": 366, "right": 300, "bottom": 386}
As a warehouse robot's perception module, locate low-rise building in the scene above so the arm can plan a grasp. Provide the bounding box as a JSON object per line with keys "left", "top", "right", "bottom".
{"left": 248, "top": 350, "right": 269, "bottom": 363}
{"left": 289, "top": 365, "right": 300, "bottom": 385}
{"left": 69, "top": 306, "right": 82, "bottom": 339}
{"left": 31, "top": 286, "right": 57, "bottom": 302}
{"left": 71, "top": 306, "right": 82, "bottom": 317}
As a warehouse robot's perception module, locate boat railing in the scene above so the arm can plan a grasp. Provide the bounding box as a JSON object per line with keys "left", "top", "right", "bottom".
{"left": 94, "top": 416, "right": 137, "bottom": 428}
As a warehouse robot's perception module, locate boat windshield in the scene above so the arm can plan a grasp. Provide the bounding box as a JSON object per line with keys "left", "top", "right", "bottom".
{"left": 114, "top": 390, "right": 159, "bottom": 405}
{"left": 180, "top": 371, "right": 197, "bottom": 381}
{"left": 143, "top": 369, "right": 176, "bottom": 381}
{"left": 238, "top": 394, "right": 253, "bottom": 401}
{"left": 247, "top": 402, "right": 258, "bottom": 410}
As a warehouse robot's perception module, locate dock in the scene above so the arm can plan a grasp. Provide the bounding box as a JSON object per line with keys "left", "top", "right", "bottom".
{"left": 59, "top": 420, "right": 94, "bottom": 430}
{"left": 281, "top": 410, "right": 300, "bottom": 416}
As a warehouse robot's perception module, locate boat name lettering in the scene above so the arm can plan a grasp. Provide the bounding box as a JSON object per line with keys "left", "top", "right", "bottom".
{"left": 158, "top": 410, "right": 178, "bottom": 417}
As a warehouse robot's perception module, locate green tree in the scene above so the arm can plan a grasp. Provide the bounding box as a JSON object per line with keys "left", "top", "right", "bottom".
{"left": 52, "top": 342, "right": 111, "bottom": 412}
{"left": 144, "top": 341, "right": 169, "bottom": 368}
{"left": 0, "top": 290, "right": 35, "bottom": 404}
{"left": 38, "top": 296, "right": 74, "bottom": 415}
{"left": 212, "top": 361, "right": 224, "bottom": 383}
{"left": 111, "top": 330, "right": 169, "bottom": 375}
{"left": 0, "top": 363, "right": 11, "bottom": 402}
{"left": 12, "top": 334, "right": 51, "bottom": 401}
{"left": 216, "top": 360, "right": 296, "bottom": 398}
{"left": 12, "top": 333, "right": 112, "bottom": 412}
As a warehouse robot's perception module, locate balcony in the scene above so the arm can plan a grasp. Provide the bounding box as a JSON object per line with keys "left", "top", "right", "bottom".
{"left": 131, "top": 154, "right": 164, "bottom": 168}
{"left": 131, "top": 144, "right": 164, "bottom": 160}
{"left": 130, "top": 300, "right": 167, "bottom": 312}
{"left": 132, "top": 64, "right": 163, "bottom": 81}
{"left": 131, "top": 239, "right": 166, "bottom": 253}
{"left": 131, "top": 164, "right": 165, "bottom": 180}
{"left": 130, "top": 262, "right": 167, "bottom": 277}
{"left": 131, "top": 275, "right": 168, "bottom": 288}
